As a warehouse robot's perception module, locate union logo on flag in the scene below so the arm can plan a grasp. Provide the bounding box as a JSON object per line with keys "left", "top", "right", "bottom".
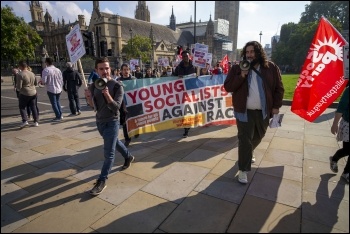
{"left": 291, "top": 16, "right": 348, "bottom": 122}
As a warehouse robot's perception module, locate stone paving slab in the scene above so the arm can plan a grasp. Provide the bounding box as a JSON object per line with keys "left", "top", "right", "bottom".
{"left": 1, "top": 105, "right": 349, "bottom": 233}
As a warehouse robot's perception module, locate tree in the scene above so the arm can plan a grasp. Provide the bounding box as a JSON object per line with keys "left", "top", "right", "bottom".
{"left": 272, "top": 1, "right": 346, "bottom": 72}
{"left": 1, "top": 5, "right": 42, "bottom": 64}
{"left": 122, "top": 35, "right": 152, "bottom": 62}
{"left": 300, "top": 1, "right": 349, "bottom": 30}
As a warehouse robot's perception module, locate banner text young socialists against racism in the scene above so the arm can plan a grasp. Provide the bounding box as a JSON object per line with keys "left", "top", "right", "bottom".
{"left": 123, "top": 76, "right": 235, "bottom": 135}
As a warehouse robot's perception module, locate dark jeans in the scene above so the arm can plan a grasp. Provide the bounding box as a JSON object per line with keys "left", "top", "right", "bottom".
{"left": 236, "top": 110, "right": 269, "bottom": 172}
{"left": 96, "top": 120, "right": 131, "bottom": 181}
{"left": 47, "top": 91, "right": 62, "bottom": 119}
{"left": 67, "top": 89, "right": 81, "bottom": 114}
{"left": 332, "top": 141, "right": 349, "bottom": 174}
{"left": 19, "top": 94, "right": 39, "bottom": 123}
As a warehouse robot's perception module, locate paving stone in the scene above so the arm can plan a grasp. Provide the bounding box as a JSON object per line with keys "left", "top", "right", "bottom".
{"left": 194, "top": 173, "right": 248, "bottom": 204}
{"left": 160, "top": 191, "right": 237, "bottom": 233}
{"left": 13, "top": 191, "right": 115, "bottom": 233}
{"left": 227, "top": 195, "right": 301, "bottom": 233}
{"left": 269, "top": 137, "right": 303, "bottom": 153}
{"left": 1, "top": 204, "right": 28, "bottom": 233}
{"left": 91, "top": 191, "right": 177, "bottom": 233}
{"left": 247, "top": 172, "right": 302, "bottom": 208}
{"left": 302, "top": 190, "right": 349, "bottom": 233}
{"left": 142, "top": 162, "right": 210, "bottom": 204}
{"left": 183, "top": 148, "right": 226, "bottom": 169}
{"left": 264, "top": 148, "right": 303, "bottom": 167}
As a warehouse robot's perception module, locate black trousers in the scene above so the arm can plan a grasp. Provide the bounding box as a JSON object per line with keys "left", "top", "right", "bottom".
{"left": 236, "top": 110, "right": 269, "bottom": 172}
{"left": 67, "top": 89, "right": 81, "bottom": 114}
{"left": 19, "top": 94, "right": 39, "bottom": 123}
{"left": 333, "top": 141, "right": 349, "bottom": 174}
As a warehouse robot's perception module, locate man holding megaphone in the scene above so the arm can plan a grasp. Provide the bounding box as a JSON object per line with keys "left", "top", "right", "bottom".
{"left": 85, "top": 57, "right": 135, "bottom": 196}
{"left": 224, "top": 41, "right": 284, "bottom": 184}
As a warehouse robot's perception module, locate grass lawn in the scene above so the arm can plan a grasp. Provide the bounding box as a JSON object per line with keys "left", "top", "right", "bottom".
{"left": 281, "top": 74, "right": 342, "bottom": 102}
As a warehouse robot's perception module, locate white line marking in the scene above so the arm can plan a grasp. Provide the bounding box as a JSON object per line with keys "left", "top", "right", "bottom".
{"left": 1, "top": 96, "right": 65, "bottom": 107}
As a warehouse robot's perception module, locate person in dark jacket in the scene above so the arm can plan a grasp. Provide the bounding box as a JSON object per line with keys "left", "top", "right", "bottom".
{"left": 117, "top": 63, "right": 139, "bottom": 146}
{"left": 174, "top": 50, "right": 196, "bottom": 138}
{"left": 63, "top": 62, "right": 82, "bottom": 116}
{"left": 224, "top": 41, "right": 284, "bottom": 184}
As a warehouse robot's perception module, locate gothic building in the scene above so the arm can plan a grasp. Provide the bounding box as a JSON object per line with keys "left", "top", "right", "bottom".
{"left": 29, "top": 1, "right": 88, "bottom": 60}
{"left": 28, "top": 1, "right": 239, "bottom": 69}
{"left": 135, "top": 1, "right": 150, "bottom": 22}
{"left": 88, "top": 1, "right": 193, "bottom": 68}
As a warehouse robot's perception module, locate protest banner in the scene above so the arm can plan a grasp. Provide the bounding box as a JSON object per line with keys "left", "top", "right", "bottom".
{"left": 120, "top": 74, "right": 235, "bottom": 136}
{"left": 129, "top": 59, "right": 139, "bottom": 71}
{"left": 291, "top": 17, "right": 348, "bottom": 122}
{"left": 66, "top": 24, "right": 86, "bottom": 64}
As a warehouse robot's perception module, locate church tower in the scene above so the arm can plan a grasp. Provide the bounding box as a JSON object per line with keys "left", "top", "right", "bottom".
{"left": 135, "top": 1, "right": 150, "bottom": 22}
{"left": 169, "top": 6, "right": 176, "bottom": 31}
{"left": 29, "top": 1, "right": 44, "bottom": 23}
{"left": 214, "top": 1, "right": 239, "bottom": 60}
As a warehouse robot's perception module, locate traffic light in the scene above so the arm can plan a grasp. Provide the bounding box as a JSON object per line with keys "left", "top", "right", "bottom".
{"left": 89, "top": 32, "right": 96, "bottom": 57}
{"left": 83, "top": 31, "right": 96, "bottom": 57}
{"left": 100, "top": 41, "right": 107, "bottom": 57}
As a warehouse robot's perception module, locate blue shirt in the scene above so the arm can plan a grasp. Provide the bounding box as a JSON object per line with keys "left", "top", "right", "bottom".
{"left": 234, "top": 69, "right": 267, "bottom": 122}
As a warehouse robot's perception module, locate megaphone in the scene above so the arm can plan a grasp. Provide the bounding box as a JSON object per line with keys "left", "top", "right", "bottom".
{"left": 239, "top": 60, "right": 251, "bottom": 71}
{"left": 94, "top": 78, "right": 107, "bottom": 90}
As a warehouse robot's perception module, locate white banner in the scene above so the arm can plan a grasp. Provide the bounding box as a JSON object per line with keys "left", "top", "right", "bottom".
{"left": 65, "top": 24, "right": 86, "bottom": 64}
{"left": 158, "top": 57, "right": 169, "bottom": 67}
{"left": 130, "top": 59, "right": 139, "bottom": 71}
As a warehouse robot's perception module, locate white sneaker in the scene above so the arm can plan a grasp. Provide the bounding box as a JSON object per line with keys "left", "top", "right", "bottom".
{"left": 251, "top": 155, "right": 256, "bottom": 163}
{"left": 238, "top": 171, "right": 248, "bottom": 184}
{"left": 34, "top": 122, "right": 39, "bottom": 127}
{"left": 20, "top": 121, "right": 29, "bottom": 129}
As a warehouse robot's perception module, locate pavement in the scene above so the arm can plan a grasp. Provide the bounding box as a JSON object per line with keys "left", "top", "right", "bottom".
{"left": 1, "top": 79, "right": 349, "bottom": 233}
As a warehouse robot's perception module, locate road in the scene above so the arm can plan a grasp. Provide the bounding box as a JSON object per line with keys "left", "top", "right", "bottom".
{"left": 1, "top": 77, "right": 90, "bottom": 120}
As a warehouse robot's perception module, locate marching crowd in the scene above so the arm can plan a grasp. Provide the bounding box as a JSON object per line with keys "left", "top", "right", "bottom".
{"left": 11, "top": 41, "right": 348, "bottom": 196}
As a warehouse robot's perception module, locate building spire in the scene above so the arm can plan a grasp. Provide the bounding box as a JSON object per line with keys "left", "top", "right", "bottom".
{"left": 169, "top": 6, "right": 176, "bottom": 31}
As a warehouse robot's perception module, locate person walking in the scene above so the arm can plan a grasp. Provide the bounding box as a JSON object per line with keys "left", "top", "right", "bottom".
{"left": 117, "top": 63, "right": 139, "bottom": 146}
{"left": 224, "top": 41, "right": 284, "bottom": 184}
{"left": 16, "top": 61, "right": 40, "bottom": 128}
{"left": 330, "top": 84, "right": 349, "bottom": 183}
{"left": 63, "top": 62, "right": 82, "bottom": 116}
{"left": 40, "top": 57, "right": 64, "bottom": 121}
{"left": 174, "top": 50, "right": 196, "bottom": 138}
{"left": 84, "top": 57, "right": 135, "bottom": 196}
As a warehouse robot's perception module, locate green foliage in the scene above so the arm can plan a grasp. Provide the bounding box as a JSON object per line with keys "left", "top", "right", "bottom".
{"left": 122, "top": 35, "right": 152, "bottom": 62}
{"left": 272, "top": 1, "right": 346, "bottom": 72}
{"left": 1, "top": 5, "right": 43, "bottom": 62}
{"left": 300, "top": 1, "right": 349, "bottom": 30}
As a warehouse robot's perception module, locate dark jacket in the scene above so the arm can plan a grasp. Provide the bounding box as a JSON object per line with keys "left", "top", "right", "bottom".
{"left": 224, "top": 61, "right": 284, "bottom": 117}
{"left": 174, "top": 60, "right": 195, "bottom": 76}
{"left": 63, "top": 67, "right": 82, "bottom": 92}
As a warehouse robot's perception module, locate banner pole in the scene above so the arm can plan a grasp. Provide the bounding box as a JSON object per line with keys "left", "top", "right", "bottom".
{"left": 77, "top": 59, "right": 87, "bottom": 88}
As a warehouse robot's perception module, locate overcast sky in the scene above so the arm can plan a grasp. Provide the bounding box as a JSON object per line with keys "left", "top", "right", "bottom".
{"left": 1, "top": 1, "right": 310, "bottom": 49}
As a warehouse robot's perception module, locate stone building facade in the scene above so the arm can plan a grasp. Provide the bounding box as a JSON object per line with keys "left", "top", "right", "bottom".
{"left": 29, "top": 1, "right": 88, "bottom": 61}
{"left": 28, "top": 1, "right": 239, "bottom": 69}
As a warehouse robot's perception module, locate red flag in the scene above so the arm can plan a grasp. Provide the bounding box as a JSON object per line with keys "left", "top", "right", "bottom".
{"left": 291, "top": 17, "right": 348, "bottom": 122}
{"left": 220, "top": 54, "right": 229, "bottom": 74}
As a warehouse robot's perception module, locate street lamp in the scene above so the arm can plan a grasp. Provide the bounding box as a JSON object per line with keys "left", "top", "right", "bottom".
{"left": 129, "top": 28, "right": 133, "bottom": 58}
{"left": 259, "top": 31, "right": 262, "bottom": 44}
{"left": 151, "top": 35, "right": 156, "bottom": 70}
